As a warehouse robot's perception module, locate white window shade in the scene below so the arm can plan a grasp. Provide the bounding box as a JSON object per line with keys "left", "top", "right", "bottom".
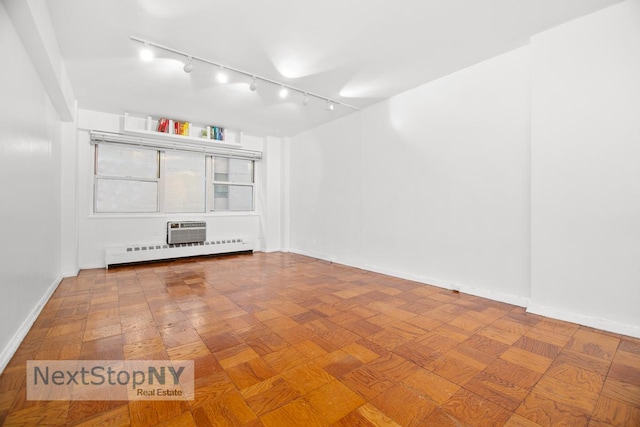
{"left": 96, "top": 179, "right": 158, "bottom": 213}
{"left": 96, "top": 144, "right": 158, "bottom": 178}
{"left": 164, "top": 151, "right": 206, "bottom": 213}
{"left": 213, "top": 184, "right": 253, "bottom": 211}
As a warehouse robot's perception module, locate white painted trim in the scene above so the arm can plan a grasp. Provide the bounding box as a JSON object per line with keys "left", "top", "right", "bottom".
{"left": 61, "top": 269, "right": 80, "bottom": 278}
{"left": 289, "top": 249, "right": 362, "bottom": 270}
{"left": 527, "top": 302, "right": 640, "bottom": 339}
{"left": 361, "top": 263, "right": 452, "bottom": 291}
{"left": 261, "top": 247, "right": 282, "bottom": 254}
{"left": 87, "top": 212, "right": 261, "bottom": 220}
{"left": 289, "top": 248, "right": 334, "bottom": 264}
{"left": 0, "top": 275, "right": 62, "bottom": 373}
{"left": 454, "top": 283, "right": 529, "bottom": 308}
{"left": 79, "top": 263, "right": 107, "bottom": 270}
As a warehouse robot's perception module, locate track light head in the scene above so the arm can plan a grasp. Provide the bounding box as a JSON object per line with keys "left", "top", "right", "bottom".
{"left": 140, "top": 43, "right": 153, "bottom": 61}
{"left": 249, "top": 77, "right": 257, "bottom": 91}
{"left": 216, "top": 66, "right": 228, "bottom": 84}
{"left": 326, "top": 100, "right": 335, "bottom": 111}
{"left": 302, "top": 93, "right": 310, "bottom": 106}
{"left": 279, "top": 86, "right": 289, "bottom": 99}
{"left": 183, "top": 56, "right": 194, "bottom": 73}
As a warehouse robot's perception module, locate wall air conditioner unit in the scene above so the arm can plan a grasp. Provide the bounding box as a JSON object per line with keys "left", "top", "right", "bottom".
{"left": 167, "top": 221, "right": 206, "bottom": 245}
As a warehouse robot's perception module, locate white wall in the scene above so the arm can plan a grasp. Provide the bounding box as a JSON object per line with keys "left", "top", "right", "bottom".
{"left": 529, "top": 0, "right": 640, "bottom": 336}
{"left": 75, "top": 109, "right": 268, "bottom": 268}
{"left": 280, "top": 137, "right": 291, "bottom": 252}
{"left": 259, "top": 136, "right": 283, "bottom": 252}
{"left": 362, "top": 47, "right": 531, "bottom": 303}
{"left": 290, "top": 112, "right": 366, "bottom": 267}
{"left": 291, "top": 46, "right": 532, "bottom": 305}
{"left": 0, "top": 1, "right": 63, "bottom": 368}
{"left": 289, "top": 1, "right": 640, "bottom": 337}
{"left": 60, "top": 119, "right": 79, "bottom": 276}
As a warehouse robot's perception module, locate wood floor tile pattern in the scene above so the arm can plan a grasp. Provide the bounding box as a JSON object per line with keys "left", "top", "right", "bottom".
{"left": 1, "top": 253, "right": 639, "bottom": 426}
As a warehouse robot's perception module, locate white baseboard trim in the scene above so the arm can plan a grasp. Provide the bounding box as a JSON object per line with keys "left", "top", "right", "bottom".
{"left": 361, "top": 263, "right": 450, "bottom": 290}
{"left": 0, "top": 275, "right": 62, "bottom": 373}
{"left": 62, "top": 269, "right": 79, "bottom": 278}
{"left": 260, "top": 247, "right": 283, "bottom": 254}
{"left": 289, "top": 248, "right": 335, "bottom": 264}
{"left": 454, "top": 283, "right": 529, "bottom": 308}
{"left": 290, "top": 249, "right": 366, "bottom": 275}
{"left": 527, "top": 302, "right": 640, "bottom": 339}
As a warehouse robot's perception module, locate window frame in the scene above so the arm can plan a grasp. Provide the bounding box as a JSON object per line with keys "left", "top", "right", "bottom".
{"left": 92, "top": 141, "right": 258, "bottom": 215}
{"left": 210, "top": 157, "right": 256, "bottom": 212}
{"left": 93, "top": 144, "right": 162, "bottom": 214}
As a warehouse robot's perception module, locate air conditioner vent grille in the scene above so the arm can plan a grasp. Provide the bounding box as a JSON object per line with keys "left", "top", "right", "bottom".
{"left": 167, "top": 221, "right": 206, "bottom": 244}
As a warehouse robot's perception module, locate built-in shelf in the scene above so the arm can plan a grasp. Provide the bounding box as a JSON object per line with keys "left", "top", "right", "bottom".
{"left": 123, "top": 113, "right": 243, "bottom": 149}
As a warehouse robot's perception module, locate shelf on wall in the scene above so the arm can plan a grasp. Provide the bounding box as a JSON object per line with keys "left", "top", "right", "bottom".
{"left": 123, "top": 113, "right": 242, "bottom": 149}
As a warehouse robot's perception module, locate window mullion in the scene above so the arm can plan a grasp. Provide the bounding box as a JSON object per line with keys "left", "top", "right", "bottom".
{"left": 158, "top": 150, "right": 165, "bottom": 213}
{"left": 206, "top": 156, "right": 213, "bottom": 212}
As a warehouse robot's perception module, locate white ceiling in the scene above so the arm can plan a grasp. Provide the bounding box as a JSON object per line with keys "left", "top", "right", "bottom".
{"left": 46, "top": 0, "right": 621, "bottom": 137}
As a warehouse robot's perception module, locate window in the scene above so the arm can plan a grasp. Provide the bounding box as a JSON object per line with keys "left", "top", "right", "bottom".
{"left": 165, "top": 151, "right": 206, "bottom": 213}
{"left": 94, "top": 145, "right": 159, "bottom": 213}
{"left": 94, "top": 143, "right": 256, "bottom": 214}
{"left": 212, "top": 158, "right": 255, "bottom": 211}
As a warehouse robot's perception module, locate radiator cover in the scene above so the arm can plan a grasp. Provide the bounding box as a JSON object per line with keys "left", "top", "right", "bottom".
{"left": 105, "top": 238, "right": 253, "bottom": 268}
{"left": 167, "top": 221, "right": 206, "bottom": 244}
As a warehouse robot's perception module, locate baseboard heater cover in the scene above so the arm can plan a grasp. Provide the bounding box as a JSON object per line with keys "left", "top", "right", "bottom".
{"left": 105, "top": 238, "right": 253, "bottom": 268}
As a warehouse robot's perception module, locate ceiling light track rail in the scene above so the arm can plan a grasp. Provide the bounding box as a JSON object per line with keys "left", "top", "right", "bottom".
{"left": 129, "top": 36, "right": 361, "bottom": 111}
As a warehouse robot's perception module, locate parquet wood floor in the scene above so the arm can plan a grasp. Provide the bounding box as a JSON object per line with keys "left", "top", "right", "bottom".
{"left": 1, "top": 252, "right": 639, "bottom": 426}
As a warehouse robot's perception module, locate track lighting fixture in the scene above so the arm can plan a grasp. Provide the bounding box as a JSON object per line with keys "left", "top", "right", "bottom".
{"left": 140, "top": 42, "right": 153, "bottom": 61}
{"left": 216, "top": 66, "right": 228, "bottom": 84}
{"left": 183, "top": 56, "right": 194, "bottom": 73}
{"left": 129, "top": 36, "right": 360, "bottom": 111}
{"left": 326, "top": 100, "right": 335, "bottom": 111}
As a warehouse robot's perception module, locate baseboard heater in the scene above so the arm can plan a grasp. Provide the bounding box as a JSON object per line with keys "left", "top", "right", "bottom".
{"left": 104, "top": 238, "right": 253, "bottom": 268}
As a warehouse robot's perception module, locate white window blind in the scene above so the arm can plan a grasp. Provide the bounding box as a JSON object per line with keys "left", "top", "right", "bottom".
{"left": 94, "top": 144, "right": 159, "bottom": 213}
{"left": 164, "top": 151, "right": 206, "bottom": 213}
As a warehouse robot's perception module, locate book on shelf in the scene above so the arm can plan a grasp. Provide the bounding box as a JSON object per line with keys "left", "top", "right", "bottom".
{"left": 157, "top": 118, "right": 169, "bottom": 133}
{"left": 155, "top": 116, "right": 222, "bottom": 140}
{"left": 210, "top": 126, "right": 225, "bottom": 141}
{"left": 156, "top": 118, "right": 190, "bottom": 136}
{"left": 173, "top": 121, "right": 190, "bottom": 136}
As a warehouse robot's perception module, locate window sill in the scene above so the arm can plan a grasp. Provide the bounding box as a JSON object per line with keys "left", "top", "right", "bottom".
{"left": 87, "top": 212, "right": 260, "bottom": 220}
